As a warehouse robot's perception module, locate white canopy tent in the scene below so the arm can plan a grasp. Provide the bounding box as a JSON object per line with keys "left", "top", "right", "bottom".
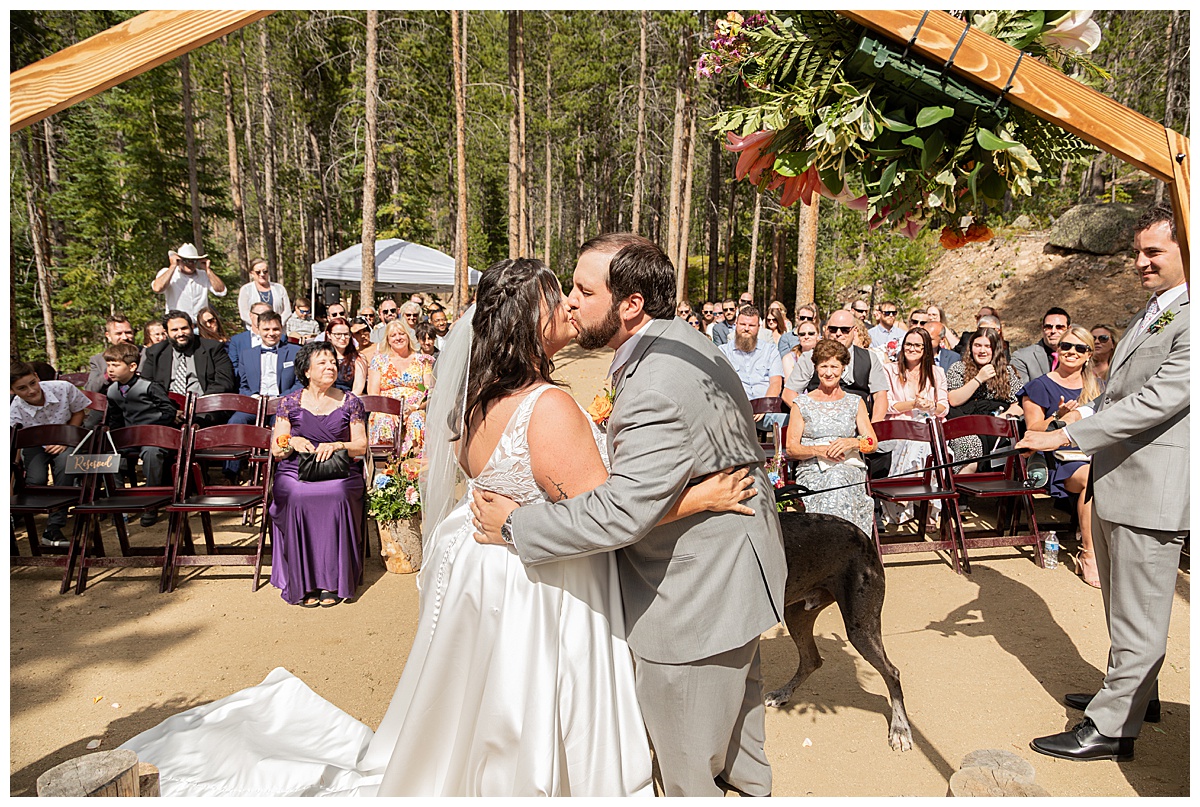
{"left": 309, "top": 238, "right": 480, "bottom": 305}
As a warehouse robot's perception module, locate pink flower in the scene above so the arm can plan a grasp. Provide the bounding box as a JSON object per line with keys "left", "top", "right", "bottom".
{"left": 746, "top": 151, "right": 775, "bottom": 184}
{"left": 405, "top": 487, "right": 420, "bottom": 505}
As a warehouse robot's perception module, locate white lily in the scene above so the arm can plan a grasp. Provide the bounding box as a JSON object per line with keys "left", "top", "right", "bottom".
{"left": 1042, "top": 11, "right": 1102, "bottom": 54}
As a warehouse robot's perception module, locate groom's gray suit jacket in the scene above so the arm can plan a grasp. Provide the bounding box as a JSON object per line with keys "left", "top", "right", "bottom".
{"left": 512, "top": 316, "right": 787, "bottom": 664}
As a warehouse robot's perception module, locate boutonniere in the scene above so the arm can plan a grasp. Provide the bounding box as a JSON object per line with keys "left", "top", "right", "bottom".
{"left": 1148, "top": 309, "right": 1175, "bottom": 335}
{"left": 586, "top": 386, "right": 616, "bottom": 430}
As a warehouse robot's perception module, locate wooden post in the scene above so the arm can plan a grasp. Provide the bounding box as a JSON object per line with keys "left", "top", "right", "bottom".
{"left": 1167, "top": 129, "right": 1191, "bottom": 279}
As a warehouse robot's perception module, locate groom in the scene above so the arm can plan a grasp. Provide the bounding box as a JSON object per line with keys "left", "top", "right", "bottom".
{"left": 473, "top": 233, "right": 786, "bottom": 796}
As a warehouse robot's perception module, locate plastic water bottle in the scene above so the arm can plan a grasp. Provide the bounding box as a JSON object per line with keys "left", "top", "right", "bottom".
{"left": 1043, "top": 532, "right": 1059, "bottom": 569}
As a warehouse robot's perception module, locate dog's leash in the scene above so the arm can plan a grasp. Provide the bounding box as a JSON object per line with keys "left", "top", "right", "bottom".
{"left": 771, "top": 445, "right": 1043, "bottom": 504}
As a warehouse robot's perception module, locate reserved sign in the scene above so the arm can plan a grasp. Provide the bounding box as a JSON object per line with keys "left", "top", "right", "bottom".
{"left": 66, "top": 454, "right": 121, "bottom": 474}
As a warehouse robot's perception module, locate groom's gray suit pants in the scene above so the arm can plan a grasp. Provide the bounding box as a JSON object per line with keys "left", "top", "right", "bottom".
{"left": 634, "top": 636, "right": 771, "bottom": 797}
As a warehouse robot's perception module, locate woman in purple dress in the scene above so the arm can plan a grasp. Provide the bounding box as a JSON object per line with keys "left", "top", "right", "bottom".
{"left": 269, "top": 341, "right": 368, "bottom": 607}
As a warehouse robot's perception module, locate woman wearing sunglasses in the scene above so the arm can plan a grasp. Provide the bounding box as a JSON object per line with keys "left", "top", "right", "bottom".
{"left": 1089, "top": 324, "right": 1121, "bottom": 382}
{"left": 781, "top": 322, "right": 821, "bottom": 379}
{"left": 1019, "top": 325, "right": 1101, "bottom": 588}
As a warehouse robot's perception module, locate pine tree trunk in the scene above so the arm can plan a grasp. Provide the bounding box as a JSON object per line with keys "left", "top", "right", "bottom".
{"left": 40, "top": 118, "right": 65, "bottom": 259}
{"left": 769, "top": 223, "right": 781, "bottom": 307}
{"left": 665, "top": 60, "right": 686, "bottom": 292}
{"left": 543, "top": 57, "right": 552, "bottom": 266}
{"left": 507, "top": 12, "right": 521, "bottom": 258}
{"left": 631, "top": 11, "right": 649, "bottom": 234}
{"left": 221, "top": 39, "right": 250, "bottom": 280}
{"left": 677, "top": 105, "right": 698, "bottom": 303}
{"left": 707, "top": 136, "right": 721, "bottom": 303}
{"left": 516, "top": 11, "right": 529, "bottom": 255}
{"left": 452, "top": 10, "right": 470, "bottom": 314}
{"left": 795, "top": 197, "right": 819, "bottom": 312}
{"left": 239, "top": 32, "right": 266, "bottom": 257}
{"left": 360, "top": 10, "right": 380, "bottom": 307}
{"left": 746, "top": 192, "right": 762, "bottom": 300}
{"left": 259, "top": 24, "right": 280, "bottom": 283}
{"left": 575, "top": 127, "right": 586, "bottom": 247}
{"left": 17, "top": 130, "right": 58, "bottom": 368}
{"left": 180, "top": 53, "right": 204, "bottom": 252}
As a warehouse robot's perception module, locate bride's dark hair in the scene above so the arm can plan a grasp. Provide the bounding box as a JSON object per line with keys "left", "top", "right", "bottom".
{"left": 465, "top": 257, "right": 567, "bottom": 426}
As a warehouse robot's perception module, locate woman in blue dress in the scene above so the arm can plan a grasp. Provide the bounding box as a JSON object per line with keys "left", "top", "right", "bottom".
{"left": 1019, "top": 325, "right": 1102, "bottom": 587}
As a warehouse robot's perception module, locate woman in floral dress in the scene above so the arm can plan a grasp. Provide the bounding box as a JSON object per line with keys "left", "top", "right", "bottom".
{"left": 367, "top": 320, "right": 435, "bottom": 457}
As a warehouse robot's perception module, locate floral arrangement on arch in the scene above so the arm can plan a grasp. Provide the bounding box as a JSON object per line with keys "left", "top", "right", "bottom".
{"left": 367, "top": 453, "right": 423, "bottom": 523}
{"left": 700, "top": 11, "right": 1105, "bottom": 247}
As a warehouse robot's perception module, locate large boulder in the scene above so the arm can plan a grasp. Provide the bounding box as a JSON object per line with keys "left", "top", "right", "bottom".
{"left": 1047, "top": 203, "right": 1137, "bottom": 255}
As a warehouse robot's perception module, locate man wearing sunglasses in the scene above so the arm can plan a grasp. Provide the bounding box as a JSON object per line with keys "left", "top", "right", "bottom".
{"left": 711, "top": 298, "right": 738, "bottom": 346}
{"left": 1020, "top": 204, "right": 1189, "bottom": 764}
{"left": 851, "top": 301, "right": 870, "bottom": 320}
{"left": 699, "top": 302, "right": 717, "bottom": 338}
{"left": 868, "top": 301, "right": 906, "bottom": 361}
{"left": 1011, "top": 306, "right": 1071, "bottom": 386}
{"left": 370, "top": 298, "right": 399, "bottom": 343}
{"left": 782, "top": 309, "right": 888, "bottom": 424}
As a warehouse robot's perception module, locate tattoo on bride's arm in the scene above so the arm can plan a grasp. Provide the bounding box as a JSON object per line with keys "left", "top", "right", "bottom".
{"left": 549, "top": 478, "right": 568, "bottom": 502}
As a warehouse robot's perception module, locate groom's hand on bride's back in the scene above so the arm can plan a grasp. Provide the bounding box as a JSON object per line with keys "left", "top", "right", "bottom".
{"left": 471, "top": 490, "right": 520, "bottom": 545}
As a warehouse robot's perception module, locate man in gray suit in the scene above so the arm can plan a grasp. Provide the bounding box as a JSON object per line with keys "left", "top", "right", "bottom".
{"left": 1020, "top": 205, "right": 1189, "bottom": 761}
{"left": 1010, "top": 306, "right": 1071, "bottom": 386}
{"left": 473, "top": 234, "right": 786, "bottom": 796}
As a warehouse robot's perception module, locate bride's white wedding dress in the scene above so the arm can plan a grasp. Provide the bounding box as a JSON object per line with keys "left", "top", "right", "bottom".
{"left": 121, "top": 384, "right": 653, "bottom": 797}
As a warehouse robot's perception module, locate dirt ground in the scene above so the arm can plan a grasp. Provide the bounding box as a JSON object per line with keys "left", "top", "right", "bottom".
{"left": 9, "top": 344, "right": 1189, "bottom": 797}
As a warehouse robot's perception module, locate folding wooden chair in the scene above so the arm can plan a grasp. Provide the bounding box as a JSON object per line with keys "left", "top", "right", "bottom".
{"left": 749, "top": 396, "right": 792, "bottom": 487}
{"left": 359, "top": 394, "right": 405, "bottom": 463}
{"left": 64, "top": 424, "right": 187, "bottom": 594}
{"left": 942, "top": 415, "right": 1045, "bottom": 568}
{"left": 162, "top": 423, "right": 275, "bottom": 592}
{"left": 869, "top": 418, "right": 966, "bottom": 573}
{"left": 57, "top": 371, "right": 89, "bottom": 387}
{"left": 187, "top": 393, "right": 262, "bottom": 483}
{"left": 10, "top": 424, "right": 97, "bottom": 565}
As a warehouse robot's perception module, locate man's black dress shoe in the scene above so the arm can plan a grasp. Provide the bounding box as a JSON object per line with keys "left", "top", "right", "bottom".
{"left": 1030, "top": 718, "right": 1134, "bottom": 762}
{"left": 1064, "top": 692, "right": 1161, "bottom": 723}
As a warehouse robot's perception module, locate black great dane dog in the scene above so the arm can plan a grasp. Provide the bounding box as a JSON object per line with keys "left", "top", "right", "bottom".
{"left": 768, "top": 510, "right": 913, "bottom": 752}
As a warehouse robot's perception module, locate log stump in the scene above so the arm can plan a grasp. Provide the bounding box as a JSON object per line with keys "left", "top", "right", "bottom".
{"left": 949, "top": 748, "right": 1047, "bottom": 797}
{"left": 137, "top": 763, "right": 161, "bottom": 797}
{"left": 37, "top": 749, "right": 141, "bottom": 797}
{"left": 378, "top": 516, "right": 422, "bottom": 574}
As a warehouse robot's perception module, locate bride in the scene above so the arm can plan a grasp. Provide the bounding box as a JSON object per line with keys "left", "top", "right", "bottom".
{"left": 121, "top": 258, "right": 757, "bottom": 797}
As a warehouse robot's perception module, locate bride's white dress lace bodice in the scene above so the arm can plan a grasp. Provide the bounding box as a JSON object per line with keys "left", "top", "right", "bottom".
{"left": 467, "top": 384, "right": 609, "bottom": 506}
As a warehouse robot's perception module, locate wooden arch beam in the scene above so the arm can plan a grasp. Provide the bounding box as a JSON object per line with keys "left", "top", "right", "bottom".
{"left": 839, "top": 10, "right": 1190, "bottom": 272}
{"left": 10, "top": 10, "right": 273, "bottom": 134}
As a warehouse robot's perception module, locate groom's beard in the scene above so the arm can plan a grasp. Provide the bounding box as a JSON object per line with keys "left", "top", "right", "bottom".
{"left": 575, "top": 302, "right": 621, "bottom": 350}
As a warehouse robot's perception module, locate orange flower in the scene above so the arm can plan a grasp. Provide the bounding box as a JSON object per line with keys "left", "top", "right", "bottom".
{"left": 858, "top": 435, "right": 876, "bottom": 453}
{"left": 275, "top": 434, "right": 291, "bottom": 449}
{"left": 586, "top": 393, "right": 614, "bottom": 426}
{"left": 964, "top": 222, "right": 994, "bottom": 243}
{"left": 939, "top": 226, "right": 968, "bottom": 249}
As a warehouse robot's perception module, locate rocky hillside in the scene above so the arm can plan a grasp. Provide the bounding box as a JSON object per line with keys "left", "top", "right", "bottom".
{"left": 915, "top": 225, "right": 1146, "bottom": 347}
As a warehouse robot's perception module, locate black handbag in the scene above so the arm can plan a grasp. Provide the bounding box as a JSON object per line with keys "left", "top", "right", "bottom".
{"left": 297, "top": 448, "right": 352, "bottom": 482}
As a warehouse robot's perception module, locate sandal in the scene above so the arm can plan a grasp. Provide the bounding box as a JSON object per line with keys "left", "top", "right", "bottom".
{"left": 1076, "top": 550, "right": 1102, "bottom": 589}
{"left": 318, "top": 590, "right": 342, "bottom": 608}
{"left": 299, "top": 592, "right": 321, "bottom": 608}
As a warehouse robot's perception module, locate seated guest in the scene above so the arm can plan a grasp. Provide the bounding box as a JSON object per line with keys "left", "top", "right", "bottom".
{"left": 10, "top": 360, "right": 92, "bottom": 547}
{"left": 1019, "top": 325, "right": 1101, "bottom": 588}
{"left": 233, "top": 311, "right": 302, "bottom": 417}
{"left": 349, "top": 317, "right": 378, "bottom": 365}
{"left": 922, "top": 320, "right": 961, "bottom": 371}
{"left": 197, "top": 306, "right": 231, "bottom": 345}
{"left": 140, "top": 310, "right": 237, "bottom": 418}
{"left": 868, "top": 301, "right": 905, "bottom": 361}
{"left": 327, "top": 317, "right": 368, "bottom": 393}
{"left": 86, "top": 315, "right": 137, "bottom": 394}
{"left": 428, "top": 307, "right": 451, "bottom": 349}
{"left": 1012, "top": 306, "right": 1070, "bottom": 386}
{"left": 880, "top": 327, "right": 948, "bottom": 528}
{"left": 974, "top": 314, "right": 1011, "bottom": 360}
{"left": 268, "top": 342, "right": 368, "bottom": 607}
{"left": 226, "top": 302, "right": 272, "bottom": 379}
{"left": 414, "top": 321, "right": 439, "bottom": 358}
{"left": 945, "top": 328, "right": 1021, "bottom": 471}
{"left": 953, "top": 305, "right": 1001, "bottom": 355}
{"left": 784, "top": 339, "right": 878, "bottom": 537}
{"left": 143, "top": 320, "right": 167, "bottom": 350}
{"left": 781, "top": 319, "right": 820, "bottom": 380}
{"left": 767, "top": 300, "right": 792, "bottom": 333}
{"left": 368, "top": 320, "right": 434, "bottom": 457}
{"left": 717, "top": 305, "right": 786, "bottom": 432}
{"left": 285, "top": 299, "right": 321, "bottom": 344}
{"left": 103, "top": 342, "right": 179, "bottom": 527}
{"left": 762, "top": 307, "right": 789, "bottom": 351}
{"left": 710, "top": 298, "right": 737, "bottom": 346}
{"left": 1089, "top": 323, "right": 1121, "bottom": 382}
{"left": 924, "top": 303, "right": 958, "bottom": 350}
{"left": 778, "top": 302, "right": 820, "bottom": 355}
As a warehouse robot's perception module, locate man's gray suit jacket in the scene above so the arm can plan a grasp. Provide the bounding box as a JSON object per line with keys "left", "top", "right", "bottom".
{"left": 511, "top": 317, "right": 787, "bottom": 665}
{"left": 1010, "top": 340, "right": 1052, "bottom": 387}
{"left": 1069, "top": 293, "right": 1189, "bottom": 532}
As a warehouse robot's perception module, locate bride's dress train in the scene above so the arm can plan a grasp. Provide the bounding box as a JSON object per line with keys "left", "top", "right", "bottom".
{"left": 121, "top": 384, "right": 652, "bottom": 797}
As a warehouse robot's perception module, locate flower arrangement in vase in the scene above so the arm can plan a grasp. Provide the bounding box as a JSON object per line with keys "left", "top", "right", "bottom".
{"left": 368, "top": 453, "right": 423, "bottom": 574}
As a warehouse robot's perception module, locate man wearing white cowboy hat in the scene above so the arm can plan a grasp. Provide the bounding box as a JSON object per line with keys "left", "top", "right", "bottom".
{"left": 151, "top": 242, "right": 227, "bottom": 318}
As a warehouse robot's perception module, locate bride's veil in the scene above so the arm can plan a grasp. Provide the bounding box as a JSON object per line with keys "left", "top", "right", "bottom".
{"left": 419, "top": 304, "right": 475, "bottom": 543}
